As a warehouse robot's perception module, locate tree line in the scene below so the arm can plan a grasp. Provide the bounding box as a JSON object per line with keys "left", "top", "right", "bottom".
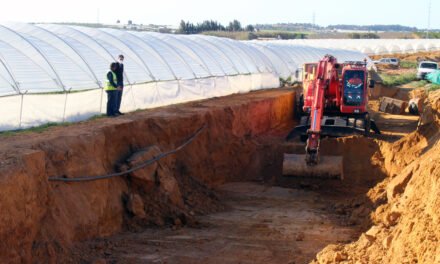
{"left": 178, "top": 20, "right": 255, "bottom": 34}
{"left": 328, "top": 24, "right": 418, "bottom": 32}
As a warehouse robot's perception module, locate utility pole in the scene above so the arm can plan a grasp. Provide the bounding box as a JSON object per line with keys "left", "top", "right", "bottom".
{"left": 97, "top": 8, "right": 100, "bottom": 24}
{"left": 426, "top": 0, "right": 431, "bottom": 39}
{"left": 312, "top": 11, "right": 316, "bottom": 32}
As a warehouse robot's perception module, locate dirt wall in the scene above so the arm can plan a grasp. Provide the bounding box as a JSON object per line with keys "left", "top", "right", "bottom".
{"left": 313, "top": 90, "right": 440, "bottom": 264}
{"left": 0, "top": 89, "right": 295, "bottom": 263}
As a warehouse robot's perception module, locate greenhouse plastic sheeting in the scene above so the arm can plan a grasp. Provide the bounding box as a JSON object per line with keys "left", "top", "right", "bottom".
{"left": 0, "top": 23, "right": 401, "bottom": 131}
{"left": 264, "top": 39, "right": 440, "bottom": 55}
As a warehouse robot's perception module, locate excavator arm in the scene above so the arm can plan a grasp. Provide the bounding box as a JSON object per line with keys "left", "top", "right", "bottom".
{"left": 305, "top": 55, "right": 337, "bottom": 165}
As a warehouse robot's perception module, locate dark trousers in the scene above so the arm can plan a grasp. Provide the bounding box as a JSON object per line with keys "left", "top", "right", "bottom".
{"left": 116, "top": 88, "right": 123, "bottom": 113}
{"left": 106, "top": 90, "right": 118, "bottom": 116}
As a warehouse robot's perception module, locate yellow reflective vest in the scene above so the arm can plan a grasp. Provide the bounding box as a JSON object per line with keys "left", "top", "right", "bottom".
{"left": 105, "top": 71, "right": 118, "bottom": 91}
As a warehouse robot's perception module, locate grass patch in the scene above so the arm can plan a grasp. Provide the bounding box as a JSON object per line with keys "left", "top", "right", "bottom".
{"left": 408, "top": 80, "right": 429, "bottom": 88}
{"left": 201, "top": 31, "right": 251, "bottom": 40}
{"left": 400, "top": 60, "right": 418, "bottom": 69}
{"left": 427, "top": 83, "right": 440, "bottom": 92}
{"left": 0, "top": 114, "right": 110, "bottom": 137}
{"left": 380, "top": 72, "right": 417, "bottom": 87}
{"left": 0, "top": 122, "right": 72, "bottom": 137}
{"left": 87, "top": 114, "right": 107, "bottom": 121}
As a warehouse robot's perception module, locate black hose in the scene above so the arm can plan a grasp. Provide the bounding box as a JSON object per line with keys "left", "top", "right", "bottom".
{"left": 48, "top": 124, "right": 207, "bottom": 182}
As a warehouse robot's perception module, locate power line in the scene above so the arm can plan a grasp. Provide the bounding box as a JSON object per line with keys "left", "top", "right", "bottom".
{"left": 426, "top": 0, "right": 431, "bottom": 39}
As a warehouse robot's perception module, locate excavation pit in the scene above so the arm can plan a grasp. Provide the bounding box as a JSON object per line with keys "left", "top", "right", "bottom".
{"left": 0, "top": 87, "right": 436, "bottom": 264}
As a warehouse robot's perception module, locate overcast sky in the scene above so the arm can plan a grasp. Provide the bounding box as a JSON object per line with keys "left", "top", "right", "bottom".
{"left": 1, "top": 0, "right": 437, "bottom": 29}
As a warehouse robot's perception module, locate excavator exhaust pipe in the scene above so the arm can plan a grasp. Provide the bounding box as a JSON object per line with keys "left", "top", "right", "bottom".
{"left": 282, "top": 154, "right": 344, "bottom": 180}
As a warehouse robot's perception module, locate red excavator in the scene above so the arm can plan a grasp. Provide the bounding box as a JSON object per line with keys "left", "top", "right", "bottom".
{"left": 282, "top": 55, "right": 380, "bottom": 179}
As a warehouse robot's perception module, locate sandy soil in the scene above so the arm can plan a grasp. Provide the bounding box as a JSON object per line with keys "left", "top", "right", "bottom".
{"left": 313, "top": 91, "right": 440, "bottom": 264}
{"left": 65, "top": 182, "right": 361, "bottom": 264}
{"left": 369, "top": 99, "right": 419, "bottom": 140}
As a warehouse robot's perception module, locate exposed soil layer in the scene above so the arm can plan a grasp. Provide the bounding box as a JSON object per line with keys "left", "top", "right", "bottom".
{"left": 66, "top": 86, "right": 436, "bottom": 264}
{"left": 0, "top": 88, "right": 295, "bottom": 263}
{"left": 1, "top": 84, "right": 438, "bottom": 263}
{"left": 59, "top": 96, "right": 424, "bottom": 263}
{"left": 313, "top": 90, "right": 440, "bottom": 264}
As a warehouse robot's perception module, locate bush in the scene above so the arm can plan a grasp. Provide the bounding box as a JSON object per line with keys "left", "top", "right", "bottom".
{"left": 348, "top": 32, "right": 380, "bottom": 39}
{"left": 279, "top": 76, "right": 292, "bottom": 86}
{"left": 255, "top": 31, "right": 307, "bottom": 39}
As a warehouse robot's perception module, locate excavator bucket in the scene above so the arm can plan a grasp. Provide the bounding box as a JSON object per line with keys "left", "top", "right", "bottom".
{"left": 282, "top": 154, "right": 344, "bottom": 179}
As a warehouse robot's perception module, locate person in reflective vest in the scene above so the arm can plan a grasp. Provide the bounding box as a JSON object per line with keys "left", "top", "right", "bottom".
{"left": 105, "top": 62, "right": 119, "bottom": 117}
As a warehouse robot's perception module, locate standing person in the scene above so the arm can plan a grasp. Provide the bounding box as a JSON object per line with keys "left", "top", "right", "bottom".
{"left": 105, "top": 62, "right": 119, "bottom": 117}
{"left": 115, "top": 54, "right": 125, "bottom": 115}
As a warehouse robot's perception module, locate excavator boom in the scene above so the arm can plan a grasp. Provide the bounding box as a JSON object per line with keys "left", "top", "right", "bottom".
{"left": 304, "top": 55, "right": 338, "bottom": 165}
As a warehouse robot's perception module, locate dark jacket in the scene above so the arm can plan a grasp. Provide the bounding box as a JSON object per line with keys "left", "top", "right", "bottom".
{"left": 116, "top": 62, "right": 124, "bottom": 86}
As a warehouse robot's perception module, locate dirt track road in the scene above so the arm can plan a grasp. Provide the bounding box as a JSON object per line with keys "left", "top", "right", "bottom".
{"left": 72, "top": 182, "right": 358, "bottom": 264}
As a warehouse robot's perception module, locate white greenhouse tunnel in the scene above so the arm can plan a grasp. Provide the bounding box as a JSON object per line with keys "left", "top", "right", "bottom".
{"left": 268, "top": 39, "right": 440, "bottom": 56}
{"left": 0, "top": 23, "right": 436, "bottom": 131}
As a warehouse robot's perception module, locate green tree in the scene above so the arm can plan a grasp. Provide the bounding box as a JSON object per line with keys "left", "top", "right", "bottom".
{"left": 178, "top": 20, "right": 187, "bottom": 34}
{"left": 227, "top": 20, "right": 242, "bottom": 31}
{"left": 245, "top": 25, "right": 255, "bottom": 32}
{"left": 233, "top": 20, "right": 242, "bottom": 31}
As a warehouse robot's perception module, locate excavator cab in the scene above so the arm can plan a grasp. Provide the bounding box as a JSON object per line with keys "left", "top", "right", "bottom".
{"left": 342, "top": 70, "right": 365, "bottom": 107}
{"left": 340, "top": 62, "right": 369, "bottom": 114}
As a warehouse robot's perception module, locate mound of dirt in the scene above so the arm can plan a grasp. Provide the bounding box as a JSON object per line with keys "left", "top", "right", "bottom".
{"left": 313, "top": 90, "right": 440, "bottom": 264}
